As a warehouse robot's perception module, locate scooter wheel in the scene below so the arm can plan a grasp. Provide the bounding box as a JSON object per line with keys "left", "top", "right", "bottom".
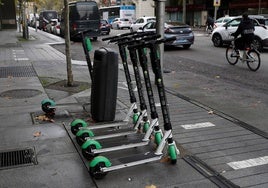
{"left": 143, "top": 122, "right": 150, "bottom": 133}
{"left": 168, "top": 145, "right": 177, "bottom": 165}
{"left": 70, "top": 119, "right": 87, "bottom": 135}
{"left": 89, "top": 162, "right": 108, "bottom": 179}
{"left": 76, "top": 133, "right": 88, "bottom": 146}
{"left": 82, "top": 145, "right": 97, "bottom": 160}
{"left": 154, "top": 132, "right": 162, "bottom": 146}
{"left": 41, "top": 99, "right": 55, "bottom": 114}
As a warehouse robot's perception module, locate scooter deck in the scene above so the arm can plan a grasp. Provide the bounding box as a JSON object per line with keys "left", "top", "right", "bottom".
{"left": 90, "top": 134, "right": 150, "bottom": 154}
{"left": 102, "top": 151, "right": 162, "bottom": 172}
{"left": 87, "top": 126, "right": 138, "bottom": 140}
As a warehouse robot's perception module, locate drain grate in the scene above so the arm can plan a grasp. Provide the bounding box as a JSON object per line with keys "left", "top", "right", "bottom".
{"left": 0, "top": 147, "right": 38, "bottom": 170}
{"left": 0, "top": 66, "right": 37, "bottom": 78}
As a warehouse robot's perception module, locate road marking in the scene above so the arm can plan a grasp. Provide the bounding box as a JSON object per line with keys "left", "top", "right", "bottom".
{"left": 14, "top": 58, "right": 29, "bottom": 61}
{"left": 227, "top": 156, "right": 268, "bottom": 170}
{"left": 180, "top": 122, "right": 215, "bottom": 129}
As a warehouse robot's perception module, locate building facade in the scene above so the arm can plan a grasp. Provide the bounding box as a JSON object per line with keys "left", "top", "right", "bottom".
{"left": 0, "top": 0, "right": 17, "bottom": 29}
{"left": 165, "top": 0, "right": 268, "bottom": 26}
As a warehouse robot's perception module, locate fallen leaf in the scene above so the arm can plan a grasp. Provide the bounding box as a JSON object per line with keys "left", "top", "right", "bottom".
{"left": 33, "top": 131, "right": 41, "bottom": 137}
{"left": 215, "top": 75, "right": 220, "bottom": 79}
{"left": 160, "top": 156, "right": 170, "bottom": 163}
{"left": 35, "top": 115, "right": 55, "bottom": 122}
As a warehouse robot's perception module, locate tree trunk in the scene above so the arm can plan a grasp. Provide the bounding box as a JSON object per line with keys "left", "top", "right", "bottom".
{"left": 64, "top": 0, "right": 74, "bottom": 86}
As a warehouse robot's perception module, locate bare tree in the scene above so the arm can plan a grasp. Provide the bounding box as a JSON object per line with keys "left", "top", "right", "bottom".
{"left": 64, "top": 0, "right": 73, "bottom": 86}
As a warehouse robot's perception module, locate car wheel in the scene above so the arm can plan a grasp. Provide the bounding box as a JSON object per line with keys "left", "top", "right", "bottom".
{"left": 252, "top": 38, "right": 262, "bottom": 51}
{"left": 212, "top": 34, "right": 223, "bottom": 47}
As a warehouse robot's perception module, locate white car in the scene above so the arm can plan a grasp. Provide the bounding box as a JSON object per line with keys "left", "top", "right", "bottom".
{"left": 214, "top": 16, "right": 235, "bottom": 29}
{"left": 211, "top": 15, "right": 268, "bottom": 51}
{"left": 111, "top": 18, "right": 131, "bottom": 29}
{"left": 130, "top": 16, "right": 156, "bottom": 32}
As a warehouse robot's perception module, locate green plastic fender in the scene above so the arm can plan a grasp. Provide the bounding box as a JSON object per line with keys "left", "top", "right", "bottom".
{"left": 143, "top": 122, "right": 150, "bottom": 133}
{"left": 70, "top": 119, "right": 88, "bottom": 128}
{"left": 89, "top": 156, "right": 111, "bottom": 168}
{"left": 76, "top": 129, "right": 94, "bottom": 137}
{"left": 168, "top": 145, "right": 177, "bottom": 161}
{"left": 81, "top": 139, "right": 102, "bottom": 150}
{"left": 85, "top": 37, "right": 92, "bottom": 52}
{"left": 154, "top": 132, "right": 162, "bottom": 146}
{"left": 132, "top": 113, "right": 139, "bottom": 124}
{"left": 41, "top": 99, "right": 56, "bottom": 106}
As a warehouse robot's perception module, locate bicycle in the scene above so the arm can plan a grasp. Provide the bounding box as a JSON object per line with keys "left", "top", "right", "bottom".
{"left": 225, "top": 39, "right": 261, "bottom": 71}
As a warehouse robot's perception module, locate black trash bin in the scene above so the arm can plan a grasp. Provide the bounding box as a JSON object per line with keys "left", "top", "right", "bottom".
{"left": 91, "top": 47, "right": 118, "bottom": 122}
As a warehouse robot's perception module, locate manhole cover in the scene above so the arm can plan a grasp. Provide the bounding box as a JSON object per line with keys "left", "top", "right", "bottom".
{"left": 0, "top": 147, "right": 37, "bottom": 170}
{"left": 0, "top": 89, "right": 42, "bottom": 99}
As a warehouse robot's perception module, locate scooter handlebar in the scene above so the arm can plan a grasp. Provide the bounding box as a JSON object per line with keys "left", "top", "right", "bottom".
{"left": 102, "top": 31, "right": 138, "bottom": 41}
{"left": 107, "top": 31, "right": 156, "bottom": 43}
{"left": 72, "top": 28, "right": 94, "bottom": 38}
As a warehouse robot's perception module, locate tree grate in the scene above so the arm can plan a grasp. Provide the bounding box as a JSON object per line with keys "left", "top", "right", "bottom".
{"left": 0, "top": 147, "right": 38, "bottom": 170}
{"left": 0, "top": 66, "right": 37, "bottom": 78}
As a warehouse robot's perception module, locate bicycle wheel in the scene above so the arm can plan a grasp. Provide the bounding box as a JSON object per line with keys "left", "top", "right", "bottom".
{"left": 246, "top": 50, "right": 261, "bottom": 71}
{"left": 226, "top": 46, "right": 239, "bottom": 65}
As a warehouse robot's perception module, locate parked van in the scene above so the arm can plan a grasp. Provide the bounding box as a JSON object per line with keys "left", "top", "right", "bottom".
{"left": 60, "top": 1, "right": 100, "bottom": 41}
{"left": 39, "top": 10, "right": 58, "bottom": 31}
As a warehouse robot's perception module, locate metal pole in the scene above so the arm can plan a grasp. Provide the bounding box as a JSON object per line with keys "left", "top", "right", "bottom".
{"left": 182, "top": 0, "right": 186, "bottom": 23}
{"left": 155, "top": 0, "right": 166, "bottom": 74}
{"left": 258, "top": 0, "right": 261, "bottom": 14}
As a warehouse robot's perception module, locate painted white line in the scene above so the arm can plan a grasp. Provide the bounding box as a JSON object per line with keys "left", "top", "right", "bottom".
{"left": 227, "top": 156, "right": 268, "bottom": 170}
{"left": 180, "top": 122, "right": 215, "bottom": 129}
{"left": 71, "top": 60, "right": 87, "bottom": 66}
{"left": 15, "top": 58, "right": 29, "bottom": 61}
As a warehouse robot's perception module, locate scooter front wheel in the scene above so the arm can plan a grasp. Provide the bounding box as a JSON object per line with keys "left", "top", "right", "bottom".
{"left": 70, "top": 119, "right": 87, "bottom": 135}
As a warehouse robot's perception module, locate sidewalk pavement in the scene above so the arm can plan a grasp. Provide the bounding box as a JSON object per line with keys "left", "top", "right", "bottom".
{"left": 0, "top": 28, "right": 267, "bottom": 188}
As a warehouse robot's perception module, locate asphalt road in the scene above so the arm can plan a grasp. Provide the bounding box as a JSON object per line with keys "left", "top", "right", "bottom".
{"left": 51, "top": 28, "right": 268, "bottom": 135}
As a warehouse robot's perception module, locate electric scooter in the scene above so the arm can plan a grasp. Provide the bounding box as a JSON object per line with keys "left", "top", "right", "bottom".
{"left": 72, "top": 32, "right": 159, "bottom": 146}
{"left": 88, "top": 37, "right": 179, "bottom": 179}
{"left": 80, "top": 34, "right": 164, "bottom": 159}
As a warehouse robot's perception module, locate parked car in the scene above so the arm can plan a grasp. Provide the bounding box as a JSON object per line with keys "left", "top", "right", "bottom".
{"left": 211, "top": 15, "right": 268, "bottom": 51}
{"left": 139, "top": 21, "right": 194, "bottom": 49}
{"left": 39, "top": 10, "right": 58, "bottom": 31}
{"left": 130, "top": 16, "right": 156, "bottom": 32}
{"left": 214, "top": 16, "right": 235, "bottom": 29}
{"left": 100, "top": 19, "right": 111, "bottom": 35}
{"left": 111, "top": 18, "right": 131, "bottom": 29}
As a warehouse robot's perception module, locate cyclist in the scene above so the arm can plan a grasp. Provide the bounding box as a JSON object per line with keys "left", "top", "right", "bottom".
{"left": 231, "top": 13, "right": 255, "bottom": 50}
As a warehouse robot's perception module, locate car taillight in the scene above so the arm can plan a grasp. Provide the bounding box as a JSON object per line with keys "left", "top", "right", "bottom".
{"left": 56, "top": 25, "right": 60, "bottom": 29}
